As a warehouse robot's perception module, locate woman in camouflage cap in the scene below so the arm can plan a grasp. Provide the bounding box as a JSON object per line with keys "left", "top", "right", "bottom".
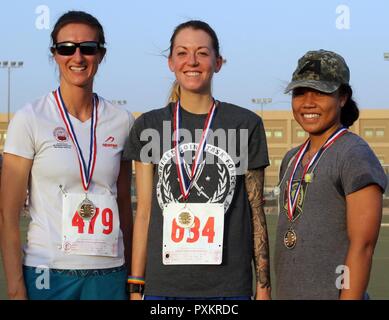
{"left": 274, "top": 49, "right": 387, "bottom": 299}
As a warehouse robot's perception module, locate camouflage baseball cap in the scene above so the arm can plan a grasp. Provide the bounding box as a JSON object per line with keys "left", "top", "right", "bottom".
{"left": 284, "top": 49, "right": 350, "bottom": 94}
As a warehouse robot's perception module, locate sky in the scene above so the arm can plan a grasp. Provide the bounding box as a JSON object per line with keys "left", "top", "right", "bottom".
{"left": 1, "top": 0, "right": 389, "bottom": 114}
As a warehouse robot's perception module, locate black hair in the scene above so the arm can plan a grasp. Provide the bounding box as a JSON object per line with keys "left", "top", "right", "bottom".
{"left": 169, "top": 20, "right": 220, "bottom": 58}
{"left": 338, "top": 84, "right": 359, "bottom": 128}
{"left": 50, "top": 11, "right": 106, "bottom": 47}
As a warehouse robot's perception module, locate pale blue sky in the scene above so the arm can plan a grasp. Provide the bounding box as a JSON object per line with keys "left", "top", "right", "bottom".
{"left": 1, "top": 0, "right": 389, "bottom": 114}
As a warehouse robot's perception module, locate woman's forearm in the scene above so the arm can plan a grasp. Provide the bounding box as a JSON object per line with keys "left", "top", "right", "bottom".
{"left": 131, "top": 209, "right": 150, "bottom": 278}
{"left": 339, "top": 243, "right": 375, "bottom": 300}
{"left": 0, "top": 214, "right": 26, "bottom": 299}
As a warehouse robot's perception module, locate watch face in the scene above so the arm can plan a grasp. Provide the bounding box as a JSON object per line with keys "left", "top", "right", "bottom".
{"left": 128, "top": 283, "right": 144, "bottom": 294}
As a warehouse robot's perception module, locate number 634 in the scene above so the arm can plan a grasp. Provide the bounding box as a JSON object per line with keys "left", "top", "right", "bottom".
{"left": 171, "top": 216, "right": 215, "bottom": 243}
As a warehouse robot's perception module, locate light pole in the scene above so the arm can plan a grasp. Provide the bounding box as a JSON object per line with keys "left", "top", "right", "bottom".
{"left": 251, "top": 98, "right": 272, "bottom": 116}
{"left": 1, "top": 61, "right": 23, "bottom": 125}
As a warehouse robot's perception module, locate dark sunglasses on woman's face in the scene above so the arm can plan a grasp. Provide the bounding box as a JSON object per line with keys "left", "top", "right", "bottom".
{"left": 51, "top": 41, "right": 104, "bottom": 56}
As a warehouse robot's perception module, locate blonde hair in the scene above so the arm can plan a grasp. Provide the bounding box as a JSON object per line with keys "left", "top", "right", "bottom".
{"left": 168, "top": 80, "right": 181, "bottom": 103}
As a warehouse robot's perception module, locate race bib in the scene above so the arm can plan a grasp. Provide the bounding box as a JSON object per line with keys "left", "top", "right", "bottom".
{"left": 162, "top": 203, "right": 224, "bottom": 265}
{"left": 62, "top": 193, "right": 120, "bottom": 257}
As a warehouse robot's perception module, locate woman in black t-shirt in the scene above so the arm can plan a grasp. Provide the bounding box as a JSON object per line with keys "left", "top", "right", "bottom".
{"left": 126, "top": 20, "right": 271, "bottom": 300}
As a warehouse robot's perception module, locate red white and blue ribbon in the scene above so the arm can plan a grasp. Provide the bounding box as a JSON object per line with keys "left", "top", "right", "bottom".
{"left": 173, "top": 99, "right": 217, "bottom": 200}
{"left": 53, "top": 87, "right": 98, "bottom": 191}
{"left": 286, "top": 127, "right": 348, "bottom": 222}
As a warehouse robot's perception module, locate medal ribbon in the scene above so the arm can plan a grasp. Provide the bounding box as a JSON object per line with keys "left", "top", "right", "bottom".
{"left": 53, "top": 87, "right": 98, "bottom": 191}
{"left": 173, "top": 99, "right": 217, "bottom": 200}
{"left": 287, "top": 127, "right": 348, "bottom": 221}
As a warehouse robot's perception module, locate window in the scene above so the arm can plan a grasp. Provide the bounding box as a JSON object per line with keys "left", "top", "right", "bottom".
{"left": 274, "top": 130, "right": 283, "bottom": 138}
{"left": 297, "top": 130, "right": 306, "bottom": 138}
{"left": 364, "top": 129, "right": 374, "bottom": 137}
{"left": 376, "top": 129, "right": 385, "bottom": 137}
{"left": 274, "top": 159, "right": 282, "bottom": 167}
{"left": 265, "top": 131, "right": 272, "bottom": 138}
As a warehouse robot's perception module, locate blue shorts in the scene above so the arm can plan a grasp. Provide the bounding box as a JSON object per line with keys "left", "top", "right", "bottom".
{"left": 23, "top": 265, "right": 127, "bottom": 300}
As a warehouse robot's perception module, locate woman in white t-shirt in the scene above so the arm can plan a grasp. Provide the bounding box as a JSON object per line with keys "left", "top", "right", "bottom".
{"left": 0, "top": 11, "right": 134, "bottom": 300}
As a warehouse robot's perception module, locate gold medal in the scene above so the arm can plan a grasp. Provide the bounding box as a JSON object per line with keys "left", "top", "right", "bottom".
{"left": 78, "top": 196, "right": 96, "bottom": 220}
{"left": 176, "top": 209, "right": 195, "bottom": 229}
{"left": 284, "top": 228, "right": 297, "bottom": 249}
{"left": 304, "top": 173, "right": 314, "bottom": 183}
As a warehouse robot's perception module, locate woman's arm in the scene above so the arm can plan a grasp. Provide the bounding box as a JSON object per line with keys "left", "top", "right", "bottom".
{"left": 130, "top": 161, "right": 154, "bottom": 300}
{"left": 340, "top": 184, "right": 383, "bottom": 300}
{"left": 117, "top": 160, "right": 133, "bottom": 274}
{"left": 245, "top": 168, "right": 271, "bottom": 300}
{"left": 0, "top": 153, "right": 32, "bottom": 300}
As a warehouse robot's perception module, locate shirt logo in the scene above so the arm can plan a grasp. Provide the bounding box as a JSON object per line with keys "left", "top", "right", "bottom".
{"left": 53, "top": 127, "right": 72, "bottom": 149}
{"left": 103, "top": 136, "right": 118, "bottom": 148}
{"left": 53, "top": 127, "right": 68, "bottom": 142}
{"left": 156, "top": 143, "right": 237, "bottom": 214}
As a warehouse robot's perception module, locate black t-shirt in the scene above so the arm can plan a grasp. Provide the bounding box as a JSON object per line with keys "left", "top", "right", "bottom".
{"left": 125, "top": 101, "right": 269, "bottom": 297}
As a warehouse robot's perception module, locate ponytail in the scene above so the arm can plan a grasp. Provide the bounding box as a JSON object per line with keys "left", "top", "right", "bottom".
{"left": 168, "top": 80, "right": 181, "bottom": 103}
{"left": 339, "top": 84, "right": 359, "bottom": 128}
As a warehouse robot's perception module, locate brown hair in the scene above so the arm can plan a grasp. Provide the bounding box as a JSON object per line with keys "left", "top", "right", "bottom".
{"left": 169, "top": 20, "right": 221, "bottom": 58}
{"left": 168, "top": 20, "right": 221, "bottom": 102}
{"left": 50, "top": 11, "right": 106, "bottom": 52}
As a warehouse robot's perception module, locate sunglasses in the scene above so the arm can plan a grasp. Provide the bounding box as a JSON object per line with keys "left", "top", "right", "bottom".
{"left": 51, "top": 41, "right": 104, "bottom": 56}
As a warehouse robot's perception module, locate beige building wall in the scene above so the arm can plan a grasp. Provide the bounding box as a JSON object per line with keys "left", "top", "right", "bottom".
{"left": 1, "top": 109, "right": 388, "bottom": 191}
{"left": 0, "top": 114, "right": 9, "bottom": 153}
{"left": 260, "top": 109, "right": 389, "bottom": 191}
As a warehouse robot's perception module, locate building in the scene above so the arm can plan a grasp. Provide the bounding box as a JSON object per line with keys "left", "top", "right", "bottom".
{"left": 1, "top": 109, "right": 388, "bottom": 193}
{"left": 259, "top": 109, "right": 389, "bottom": 192}
{"left": 0, "top": 114, "right": 8, "bottom": 151}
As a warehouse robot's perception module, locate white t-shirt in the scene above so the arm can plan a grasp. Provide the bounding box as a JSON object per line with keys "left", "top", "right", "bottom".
{"left": 4, "top": 92, "right": 135, "bottom": 269}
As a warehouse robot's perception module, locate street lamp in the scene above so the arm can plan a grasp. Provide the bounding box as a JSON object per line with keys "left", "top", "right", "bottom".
{"left": 251, "top": 97, "right": 272, "bottom": 116}
{"left": 1, "top": 60, "right": 23, "bottom": 124}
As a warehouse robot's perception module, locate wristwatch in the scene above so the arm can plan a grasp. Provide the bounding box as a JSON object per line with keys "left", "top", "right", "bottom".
{"left": 127, "top": 283, "right": 144, "bottom": 294}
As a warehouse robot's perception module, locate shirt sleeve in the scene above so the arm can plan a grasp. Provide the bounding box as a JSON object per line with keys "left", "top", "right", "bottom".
{"left": 247, "top": 115, "right": 270, "bottom": 170}
{"left": 3, "top": 105, "right": 35, "bottom": 159}
{"left": 121, "top": 110, "right": 136, "bottom": 161}
{"left": 122, "top": 113, "right": 151, "bottom": 163}
{"left": 341, "top": 143, "right": 388, "bottom": 195}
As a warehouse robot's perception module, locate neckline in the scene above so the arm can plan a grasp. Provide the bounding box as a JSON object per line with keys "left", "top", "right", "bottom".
{"left": 51, "top": 92, "right": 102, "bottom": 125}
{"left": 170, "top": 101, "right": 219, "bottom": 118}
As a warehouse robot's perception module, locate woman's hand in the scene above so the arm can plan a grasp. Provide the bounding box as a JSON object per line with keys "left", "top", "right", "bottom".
{"left": 130, "top": 293, "right": 143, "bottom": 300}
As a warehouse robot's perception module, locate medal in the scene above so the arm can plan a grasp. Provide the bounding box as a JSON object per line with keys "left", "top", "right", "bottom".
{"left": 284, "top": 228, "right": 297, "bottom": 249}
{"left": 287, "top": 127, "right": 347, "bottom": 222}
{"left": 173, "top": 99, "right": 217, "bottom": 201}
{"left": 304, "top": 173, "right": 314, "bottom": 183}
{"left": 284, "top": 127, "right": 348, "bottom": 248}
{"left": 54, "top": 88, "right": 99, "bottom": 220}
{"left": 78, "top": 196, "right": 96, "bottom": 220}
{"left": 176, "top": 208, "right": 195, "bottom": 229}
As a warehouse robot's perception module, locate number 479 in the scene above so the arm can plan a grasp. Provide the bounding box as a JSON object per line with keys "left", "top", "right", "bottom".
{"left": 72, "top": 208, "right": 113, "bottom": 235}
